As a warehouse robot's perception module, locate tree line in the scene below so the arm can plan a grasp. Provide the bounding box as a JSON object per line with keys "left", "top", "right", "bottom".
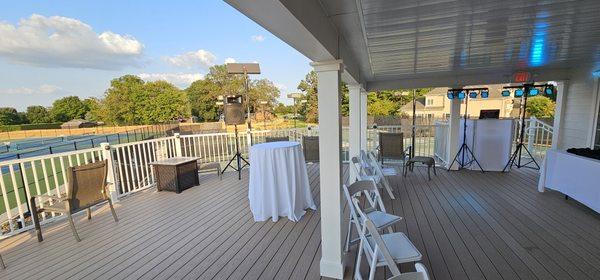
{"left": 1, "top": 64, "right": 441, "bottom": 127}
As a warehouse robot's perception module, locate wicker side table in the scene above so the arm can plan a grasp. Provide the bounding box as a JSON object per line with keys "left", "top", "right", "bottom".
{"left": 150, "top": 157, "right": 199, "bottom": 193}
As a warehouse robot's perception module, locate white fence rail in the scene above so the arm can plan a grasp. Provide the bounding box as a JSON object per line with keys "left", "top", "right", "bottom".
{"left": 434, "top": 121, "right": 449, "bottom": 165}
{"left": 1, "top": 124, "right": 444, "bottom": 238}
{"left": 515, "top": 117, "right": 554, "bottom": 161}
{"left": 0, "top": 147, "right": 105, "bottom": 237}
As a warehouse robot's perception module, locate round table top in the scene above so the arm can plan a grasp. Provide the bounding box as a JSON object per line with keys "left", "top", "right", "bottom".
{"left": 251, "top": 141, "right": 300, "bottom": 150}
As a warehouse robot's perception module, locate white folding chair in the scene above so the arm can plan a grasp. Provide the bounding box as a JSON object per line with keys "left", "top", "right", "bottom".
{"left": 362, "top": 151, "right": 395, "bottom": 199}
{"left": 343, "top": 181, "right": 403, "bottom": 252}
{"left": 387, "top": 263, "right": 430, "bottom": 280}
{"left": 351, "top": 157, "right": 367, "bottom": 181}
{"left": 368, "top": 150, "right": 399, "bottom": 176}
{"left": 353, "top": 197, "right": 422, "bottom": 280}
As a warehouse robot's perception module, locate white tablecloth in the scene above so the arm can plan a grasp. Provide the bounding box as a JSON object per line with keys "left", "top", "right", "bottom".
{"left": 539, "top": 149, "right": 600, "bottom": 213}
{"left": 249, "top": 141, "right": 316, "bottom": 222}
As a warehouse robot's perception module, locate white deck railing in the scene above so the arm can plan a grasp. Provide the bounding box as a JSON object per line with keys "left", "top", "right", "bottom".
{"left": 0, "top": 147, "right": 105, "bottom": 236}
{"left": 0, "top": 124, "right": 445, "bottom": 238}
{"left": 515, "top": 117, "right": 554, "bottom": 161}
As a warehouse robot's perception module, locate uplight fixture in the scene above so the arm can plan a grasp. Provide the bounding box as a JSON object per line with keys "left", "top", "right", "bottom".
{"left": 514, "top": 89, "right": 524, "bottom": 97}
{"left": 544, "top": 85, "right": 554, "bottom": 95}
{"left": 501, "top": 89, "right": 511, "bottom": 97}
{"left": 481, "top": 90, "right": 489, "bottom": 98}
{"left": 469, "top": 91, "right": 478, "bottom": 98}
{"left": 529, "top": 88, "right": 539, "bottom": 96}
{"left": 447, "top": 90, "right": 455, "bottom": 99}
{"left": 457, "top": 90, "right": 466, "bottom": 100}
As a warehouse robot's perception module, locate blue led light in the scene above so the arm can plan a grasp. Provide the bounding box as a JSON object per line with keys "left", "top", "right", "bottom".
{"left": 469, "top": 91, "right": 478, "bottom": 98}
{"left": 447, "top": 91, "right": 455, "bottom": 99}
{"left": 501, "top": 90, "right": 511, "bottom": 97}
{"left": 544, "top": 86, "right": 554, "bottom": 95}
{"left": 481, "top": 90, "right": 489, "bottom": 98}
{"left": 529, "top": 12, "right": 549, "bottom": 67}
{"left": 529, "top": 88, "right": 539, "bottom": 96}
{"left": 515, "top": 89, "right": 524, "bottom": 97}
{"left": 457, "top": 90, "right": 466, "bottom": 100}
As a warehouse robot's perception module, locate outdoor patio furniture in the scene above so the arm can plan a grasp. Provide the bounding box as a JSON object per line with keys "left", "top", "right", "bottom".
{"left": 197, "top": 161, "right": 222, "bottom": 180}
{"left": 404, "top": 156, "right": 437, "bottom": 181}
{"left": 302, "top": 136, "right": 319, "bottom": 163}
{"left": 378, "top": 132, "right": 410, "bottom": 167}
{"left": 249, "top": 141, "right": 316, "bottom": 222}
{"left": 353, "top": 197, "right": 422, "bottom": 280}
{"left": 343, "top": 181, "right": 402, "bottom": 252}
{"left": 364, "top": 152, "right": 396, "bottom": 199}
{"left": 387, "top": 263, "right": 430, "bottom": 280}
{"left": 30, "top": 160, "right": 119, "bottom": 242}
{"left": 265, "top": 136, "right": 289, "bottom": 142}
{"left": 150, "top": 157, "right": 200, "bottom": 193}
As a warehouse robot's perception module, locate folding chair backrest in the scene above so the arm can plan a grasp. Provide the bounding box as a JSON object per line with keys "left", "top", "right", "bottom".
{"left": 367, "top": 151, "right": 394, "bottom": 202}
{"left": 302, "top": 136, "right": 319, "bottom": 162}
{"left": 67, "top": 160, "right": 109, "bottom": 211}
{"left": 265, "top": 136, "right": 289, "bottom": 142}
{"left": 365, "top": 219, "right": 402, "bottom": 275}
{"left": 379, "top": 132, "right": 405, "bottom": 160}
{"left": 351, "top": 157, "right": 365, "bottom": 179}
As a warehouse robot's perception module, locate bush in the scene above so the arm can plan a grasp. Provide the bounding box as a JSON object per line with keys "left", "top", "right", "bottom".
{"left": 0, "top": 123, "right": 63, "bottom": 132}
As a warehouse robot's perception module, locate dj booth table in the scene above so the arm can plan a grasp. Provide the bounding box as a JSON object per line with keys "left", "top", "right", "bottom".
{"left": 539, "top": 149, "right": 600, "bottom": 213}
{"left": 457, "top": 119, "right": 514, "bottom": 171}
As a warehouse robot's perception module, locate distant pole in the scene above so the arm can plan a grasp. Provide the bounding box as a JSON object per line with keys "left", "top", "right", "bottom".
{"left": 411, "top": 89, "right": 416, "bottom": 158}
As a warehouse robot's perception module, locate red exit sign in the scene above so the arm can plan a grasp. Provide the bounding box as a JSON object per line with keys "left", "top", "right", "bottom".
{"left": 512, "top": 71, "right": 532, "bottom": 83}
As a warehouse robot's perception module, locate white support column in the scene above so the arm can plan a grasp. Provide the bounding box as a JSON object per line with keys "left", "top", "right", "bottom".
{"left": 174, "top": 133, "right": 183, "bottom": 157}
{"left": 446, "top": 98, "right": 461, "bottom": 170}
{"left": 310, "top": 59, "right": 345, "bottom": 279}
{"left": 101, "top": 143, "right": 119, "bottom": 202}
{"left": 348, "top": 84, "right": 362, "bottom": 182}
{"left": 360, "top": 89, "right": 368, "bottom": 151}
{"left": 551, "top": 81, "right": 568, "bottom": 150}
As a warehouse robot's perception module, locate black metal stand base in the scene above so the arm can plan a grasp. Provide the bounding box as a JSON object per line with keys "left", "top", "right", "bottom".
{"left": 222, "top": 152, "right": 249, "bottom": 180}
{"left": 448, "top": 142, "right": 485, "bottom": 172}
{"left": 502, "top": 143, "right": 539, "bottom": 172}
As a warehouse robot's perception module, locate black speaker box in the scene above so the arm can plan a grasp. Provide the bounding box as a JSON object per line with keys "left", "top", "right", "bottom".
{"left": 224, "top": 103, "right": 246, "bottom": 125}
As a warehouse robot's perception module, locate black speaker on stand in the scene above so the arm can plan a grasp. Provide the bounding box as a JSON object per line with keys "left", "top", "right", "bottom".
{"left": 222, "top": 96, "right": 249, "bottom": 180}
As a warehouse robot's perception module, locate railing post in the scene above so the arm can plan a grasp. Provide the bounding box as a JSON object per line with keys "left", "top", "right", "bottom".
{"left": 101, "top": 143, "right": 119, "bottom": 202}
{"left": 174, "top": 133, "right": 183, "bottom": 157}
{"left": 528, "top": 117, "right": 536, "bottom": 154}
{"left": 246, "top": 129, "right": 252, "bottom": 149}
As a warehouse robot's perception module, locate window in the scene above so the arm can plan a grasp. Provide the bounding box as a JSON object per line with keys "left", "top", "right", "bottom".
{"left": 426, "top": 99, "right": 433, "bottom": 106}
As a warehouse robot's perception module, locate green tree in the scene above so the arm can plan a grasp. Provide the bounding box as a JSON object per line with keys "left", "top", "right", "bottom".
{"left": 297, "top": 71, "right": 319, "bottom": 122}
{"left": 99, "top": 75, "right": 190, "bottom": 125}
{"left": 274, "top": 103, "right": 293, "bottom": 116}
{"left": 83, "top": 98, "right": 102, "bottom": 121}
{"left": 50, "top": 96, "right": 89, "bottom": 122}
{"left": 0, "top": 107, "right": 21, "bottom": 125}
{"left": 26, "top": 105, "right": 51, "bottom": 124}
{"left": 526, "top": 96, "right": 555, "bottom": 118}
{"left": 187, "top": 79, "right": 219, "bottom": 121}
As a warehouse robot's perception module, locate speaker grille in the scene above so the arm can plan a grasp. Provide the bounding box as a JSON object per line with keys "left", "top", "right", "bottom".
{"left": 224, "top": 103, "right": 246, "bottom": 125}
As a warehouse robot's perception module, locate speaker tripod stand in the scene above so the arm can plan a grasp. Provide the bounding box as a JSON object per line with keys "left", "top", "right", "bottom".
{"left": 222, "top": 125, "right": 249, "bottom": 180}
{"left": 502, "top": 88, "right": 540, "bottom": 171}
{"left": 448, "top": 93, "right": 485, "bottom": 172}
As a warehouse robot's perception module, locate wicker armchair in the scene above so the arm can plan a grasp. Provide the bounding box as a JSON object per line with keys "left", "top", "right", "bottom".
{"left": 30, "top": 160, "right": 119, "bottom": 242}
{"left": 378, "top": 132, "right": 411, "bottom": 166}
{"left": 265, "top": 136, "right": 289, "bottom": 142}
{"left": 302, "top": 136, "right": 319, "bottom": 163}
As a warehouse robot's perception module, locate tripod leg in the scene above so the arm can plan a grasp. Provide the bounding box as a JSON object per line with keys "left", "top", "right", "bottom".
{"left": 502, "top": 145, "right": 519, "bottom": 172}
{"left": 464, "top": 144, "right": 485, "bottom": 173}
{"left": 447, "top": 144, "right": 466, "bottom": 171}
{"left": 236, "top": 153, "right": 242, "bottom": 180}
{"left": 222, "top": 155, "right": 237, "bottom": 174}
{"left": 520, "top": 145, "right": 541, "bottom": 169}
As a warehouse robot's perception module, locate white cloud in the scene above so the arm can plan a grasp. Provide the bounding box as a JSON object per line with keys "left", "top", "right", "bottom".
{"left": 274, "top": 83, "right": 287, "bottom": 91}
{"left": 1, "top": 84, "right": 63, "bottom": 95}
{"left": 251, "top": 35, "right": 265, "bottom": 42}
{"left": 138, "top": 73, "right": 204, "bottom": 87}
{"left": 0, "top": 14, "right": 144, "bottom": 70}
{"left": 163, "top": 49, "right": 216, "bottom": 69}
{"left": 224, "top": 57, "right": 236, "bottom": 64}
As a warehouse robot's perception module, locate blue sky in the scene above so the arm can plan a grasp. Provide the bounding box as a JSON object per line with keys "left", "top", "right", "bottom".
{"left": 0, "top": 1, "right": 311, "bottom": 110}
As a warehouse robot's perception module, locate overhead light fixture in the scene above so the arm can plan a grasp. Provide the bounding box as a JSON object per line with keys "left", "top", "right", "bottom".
{"left": 480, "top": 90, "right": 489, "bottom": 98}
{"left": 514, "top": 89, "right": 524, "bottom": 97}
{"left": 457, "top": 90, "right": 466, "bottom": 100}
{"left": 469, "top": 91, "right": 478, "bottom": 99}
{"left": 544, "top": 85, "right": 554, "bottom": 95}
{"left": 447, "top": 90, "right": 455, "bottom": 99}
{"left": 529, "top": 88, "right": 539, "bottom": 96}
{"left": 501, "top": 89, "right": 511, "bottom": 97}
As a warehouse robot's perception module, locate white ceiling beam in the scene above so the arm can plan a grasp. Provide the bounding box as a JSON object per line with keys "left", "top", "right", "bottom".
{"left": 366, "top": 68, "right": 573, "bottom": 91}
{"left": 224, "top": 0, "right": 362, "bottom": 85}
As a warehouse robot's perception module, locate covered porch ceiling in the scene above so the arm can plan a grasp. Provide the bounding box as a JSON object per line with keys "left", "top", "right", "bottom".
{"left": 225, "top": 0, "right": 600, "bottom": 89}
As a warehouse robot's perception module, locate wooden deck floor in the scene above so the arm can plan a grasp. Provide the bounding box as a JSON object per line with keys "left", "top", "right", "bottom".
{"left": 1, "top": 164, "right": 600, "bottom": 280}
